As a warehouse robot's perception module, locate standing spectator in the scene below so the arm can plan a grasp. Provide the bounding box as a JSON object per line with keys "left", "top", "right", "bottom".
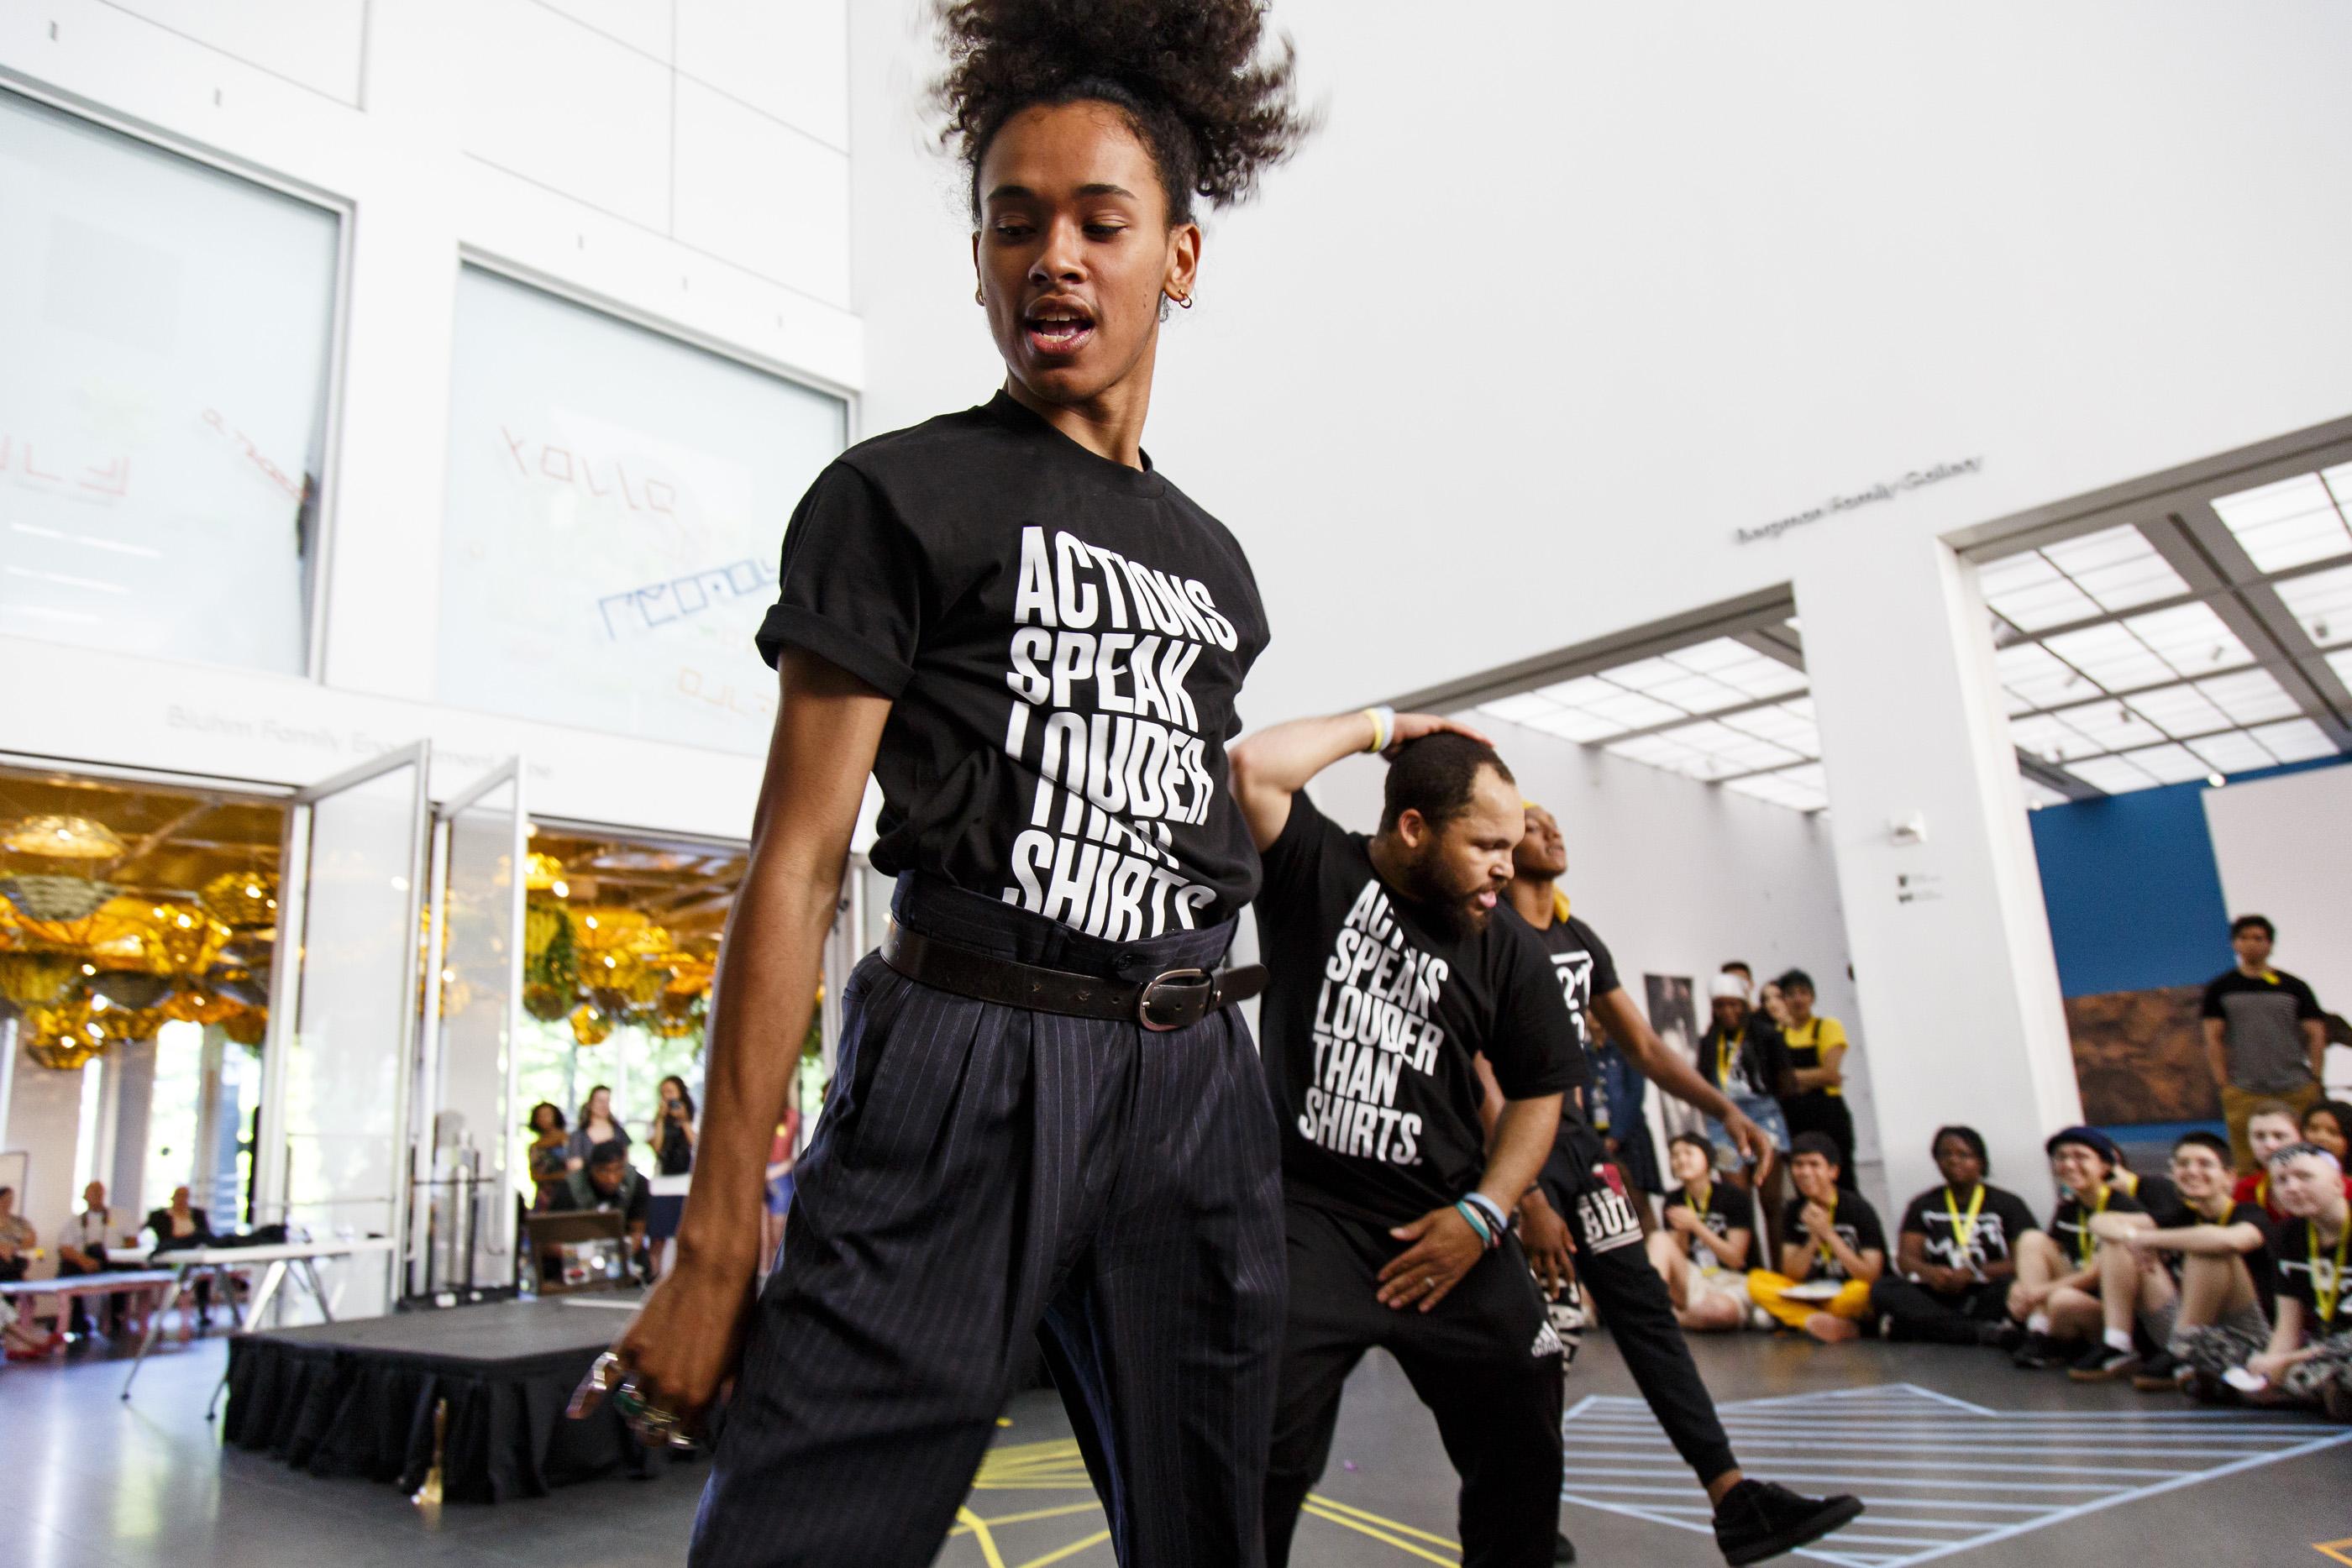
{"left": 567, "top": 1083, "right": 628, "bottom": 1172}
{"left": 1698, "top": 974, "right": 1794, "bottom": 1253}
{"left": 2072, "top": 1131, "right": 2273, "bottom": 1384}
{"left": 1590, "top": 1018, "right": 1663, "bottom": 1201}
{"left": 1746, "top": 1132, "right": 1886, "bottom": 1342}
{"left": 56, "top": 1180, "right": 122, "bottom": 1339}
{"left": 646, "top": 1076, "right": 698, "bottom": 1276}
{"left": 2180, "top": 1144, "right": 2352, "bottom": 1417}
{"left": 1757, "top": 979, "right": 1793, "bottom": 1031}
{"left": 1773, "top": 969, "right": 1856, "bottom": 1179}
{"left": 1646, "top": 1132, "right": 1753, "bottom": 1332}
{"left": 651, "top": 1076, "right": 697, "bottom": 1175}
{"left": 526, "top": 1102, "right": 570, "bottom": 1211}
{"left": 1872, "top": 1126, "right": 2040, "bottom": 1347}
{"left": 2304, "top": 1099, "right": 2351, "bottom": 1162}
{"left": 1720, "top": 962, "right": 1754, "bottom": 1001}
{"left": 0, "top": 1186, "right": 35, "bottom": 1282}
{"left": 2202, "top": 915, "right": 2328, "bottom": 1172}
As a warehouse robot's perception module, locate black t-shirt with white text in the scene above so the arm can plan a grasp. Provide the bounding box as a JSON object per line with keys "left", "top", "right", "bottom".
{"left": 1254, "top": 793, "right": 1584, "bottom": 1227}
{"left": 1524, "top": 912, "right": 1618, "bottom": 1056}
{"left": 1782, "top": 1190, "right": 1885, "bottom": 1282}
{"left": 1897, "top": 1183, "right": 2039, "bottom": 1277}
{"left": 2272, "top": 1215, "right": 2348, "bottom": 1336}
{"left": 1663, "top": 1181, "right": 1749, "bottom": 1271}
{"left": 2049, "top": 1186, "right": 2149, "bottom": 1270}
{"left": 755, "top": 392, "right": 1269, "bottom": 937}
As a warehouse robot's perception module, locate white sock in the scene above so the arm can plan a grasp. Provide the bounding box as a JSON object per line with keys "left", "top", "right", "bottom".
{"left": 2026, "top": 1312, "right": 2051, "bottom": 1335}
{"left": 2105, "top": 1327, "right": 2134, "bottom": 1354}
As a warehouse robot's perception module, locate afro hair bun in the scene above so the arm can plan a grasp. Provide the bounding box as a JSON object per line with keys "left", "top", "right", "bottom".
{"left": 934, "top": 0, "right": 1315, "bottom": 223}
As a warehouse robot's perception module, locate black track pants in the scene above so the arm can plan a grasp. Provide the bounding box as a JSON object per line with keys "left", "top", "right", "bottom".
{"left": 1541, "top": 1121, "right": 1740, "bottom": 1487}
{"left": 1263, "top": 1200, "right": 1565, "bottom": 1568}
{"left": 1872, "top": 1277, "right": 2006, "bottom": 1345}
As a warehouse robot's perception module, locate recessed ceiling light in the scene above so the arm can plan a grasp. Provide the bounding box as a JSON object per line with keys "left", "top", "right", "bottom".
{"left": 2205, "top": 773, "right": 2225, "bottom": 788}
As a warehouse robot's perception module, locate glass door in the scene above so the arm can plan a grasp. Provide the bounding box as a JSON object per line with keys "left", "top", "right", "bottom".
{"left": 254, "top": 743, "right": 429, "bottom": 1320}
{"left": 410, "top": 759, "right": 526, "bottom": 1300}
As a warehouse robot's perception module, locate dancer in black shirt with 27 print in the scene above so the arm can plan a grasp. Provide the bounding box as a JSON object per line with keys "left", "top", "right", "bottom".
{"left": 1232, "top": 721, "right": 1577, "bottom": 1568}
{"left": 1504, "top": 800, "right": 1861, "bottom": 1565}
{"left": 570, "top": 8, "right": 1315, "bottom": 1565}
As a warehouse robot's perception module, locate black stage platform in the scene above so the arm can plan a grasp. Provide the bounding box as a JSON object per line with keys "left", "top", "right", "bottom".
{"left": 224, "top": 1294, "right": 658, "bottom": 1502}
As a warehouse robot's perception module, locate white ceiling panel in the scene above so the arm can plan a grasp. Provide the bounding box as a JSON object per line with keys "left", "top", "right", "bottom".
{"left": 1997, "top": 642, "right": 2097, "bottom": 711}
{"left": 2211, "top": 472, "right": 2352, "bottom": 573}
{"left": 2187, "top": 731, "right": 2279, "bottom": 776}
{"left": 2122, "top": 682, "right": 2230, "bottom": 740}
{"left": 2274, "top": 564, "right": 2352, "bottom": 648}
{"left": 1979, "top": 553, "right": 2100, "bottom": 632}
{"left": 2041, "top": 524, "right": 2190, "bottom": 611}
{"left": 2049, "top": 699, "right": 2168, "bottom": 754}
{"left": 2066, "top": 754, "right": 2159, "bottom": 794}
{"left": 2121, "top": 601, "right": 2250, "bottom": 679}
{"left": 2194, "top": 668, "right": 2302, "bottom": 726}
{"left": 2117, "top": 743, "right": 2212, "bottom": 785}
{"left": 2041, "top": 622, "right": 2174, "bottom": 694}
{"left": 2245, "top": 718, "right": 2338, "bottom": 763}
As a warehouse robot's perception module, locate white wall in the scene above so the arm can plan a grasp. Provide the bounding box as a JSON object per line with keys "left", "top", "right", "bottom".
{"left": 1300, "top": 717, "right": 1878, "bottom": 1188}
{"left": 2204, "top": 766, "right": 2352, "bottom": 1096}
{"left": 0, "top": 0, "right": 856, "bottom": 839}
{"left": 847, "top": 0, "right": 2352, "bottom": 724}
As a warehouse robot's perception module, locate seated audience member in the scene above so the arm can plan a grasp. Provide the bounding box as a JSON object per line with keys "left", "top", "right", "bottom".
{"left": 552, "top": 1140, "right": 652, "bottom": 1261}
{"left": 2234, "top": 1101, "right": 2311, "bottom": 1221}
{"left": 1646, "top": 1132, "right": 1754, "bottom": 1332}
{"left": 2071, "top": 1131, "right": 2273, "bottom": 1387}
{"left": 0, "top": 1187, "right": 60, "bottom": 1361}
{"left": 57, "top": 1180, "right": 121, "bottom": 1339}
{"left": 145, "top": 1185, "right": 220, "bottom": 1330}
{"left": 2304, "top": 1099, "right": 2352, "bottom": 1162}
{"left": 2008, "top": 1127, "right": 2166, "bottom": 1367}
{"left": 2180, "top": 1144, "right": 2352, "bottom": 1418}
{"left": 1872, "top": 1125, "right": 2039, "bottom": 1347}
{"left": 1698, "top": 973, "right": 1795, "bottom": 1253}
{"left": 0, "top": 1185, "right": 33, "bottom": 1282}
{"left": 1746, "top": 1132, "right": 1885, "bottom": 1342}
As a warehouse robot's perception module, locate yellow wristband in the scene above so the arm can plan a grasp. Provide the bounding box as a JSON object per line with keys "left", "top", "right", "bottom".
{"left": 1362, "top": 705, "right": 1394, "bottom": 753}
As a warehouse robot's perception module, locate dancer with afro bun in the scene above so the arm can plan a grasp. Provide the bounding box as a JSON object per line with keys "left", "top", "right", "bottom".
{"left": 572, "top": 4, "right": 1313, "bottom": 1565}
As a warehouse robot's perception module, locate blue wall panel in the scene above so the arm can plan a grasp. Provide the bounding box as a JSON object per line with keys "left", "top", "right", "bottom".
{"left": 2030, "top": 756, "right": 2351, "bottom": 999}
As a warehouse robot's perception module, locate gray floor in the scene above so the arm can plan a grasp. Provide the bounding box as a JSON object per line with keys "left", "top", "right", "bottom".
{"left": 8, "top": 1324, "right": 2348, "bottom": 1567}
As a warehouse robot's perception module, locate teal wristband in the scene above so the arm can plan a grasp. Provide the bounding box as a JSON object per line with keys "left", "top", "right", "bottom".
{"left": 1453, "top": 1199, "right": 1494, "bottom": 1248}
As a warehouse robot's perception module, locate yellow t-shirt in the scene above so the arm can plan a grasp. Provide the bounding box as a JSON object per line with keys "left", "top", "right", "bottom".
{"left": 1783, "top": 1015, "right": 1848, "bottom": 1097}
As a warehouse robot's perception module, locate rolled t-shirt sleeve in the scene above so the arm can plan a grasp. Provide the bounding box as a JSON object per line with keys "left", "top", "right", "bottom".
{"left": 1587, "top": 926, "right": 1621, "bottom": 999}
{"left": 754, "top": 463, "right": 924, "bottom": 697}
{"left": 2289, "top": 977, "right": 2324, "bottom": 1020}
{"left": 1255, "top": 790, "right": 1341, "bottom": 925}
{"left": 2200, "top": 978, "right": 2228, "bottom": 1019}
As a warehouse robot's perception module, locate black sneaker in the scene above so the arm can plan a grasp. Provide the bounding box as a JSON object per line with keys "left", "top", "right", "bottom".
{"left": 2130, "top": 1350, "right": 2184, "bottom": 1392}
{"left": 2011, "top": 1332, "right": 2067, "bottom": 1370}
{"left": 1976, "top": 1319, "right": 2024, "bottom": 1351}
{"left": 1555, "top": 1530, "right": 1578, "bottom": 1563}
{"left": 1713, "top": 1479, "right": 1865, "bottom": 1566}
{"left": 2068, "top": 1341, "right": 2138, "bottom": 1382}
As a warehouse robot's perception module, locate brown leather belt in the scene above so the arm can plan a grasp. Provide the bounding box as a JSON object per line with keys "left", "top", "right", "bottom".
{"left": 881, "top": 922, "right": 1266, "bottom": 1032}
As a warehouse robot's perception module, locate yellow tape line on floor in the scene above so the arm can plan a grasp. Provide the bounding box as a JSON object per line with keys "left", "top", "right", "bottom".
{"left": 1302, "top": 1495, "right": 1462, "bottom": 1565}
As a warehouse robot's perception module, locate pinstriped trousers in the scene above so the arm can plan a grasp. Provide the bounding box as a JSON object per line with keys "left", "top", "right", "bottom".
{"left": 690, "top": 876, "right": 1287, "bottom": 1568}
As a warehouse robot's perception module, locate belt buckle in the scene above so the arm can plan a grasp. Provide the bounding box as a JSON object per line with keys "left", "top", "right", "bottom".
{"left": 1137, "top": 968, "right": 1214, "bottom": 1032}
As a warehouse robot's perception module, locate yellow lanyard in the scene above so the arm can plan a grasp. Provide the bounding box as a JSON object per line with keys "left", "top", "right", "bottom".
{"left": 2313, "top": 1219, "right": 2349, "bottom": 1329}
{"left": 2073, "top": 1187, "right": 2109, "bottom": 1269}
{"left": 1944, "top": 1184, "right": 1986, "bottom": 1261}
{"left": 1715, "top": 1028, "right": 1745, "bottom": 1091}
{"left": 2255, "top": 1175, "right": 2270, "bottom": 1211}
{"left": 1815, "top": 1192, "right": 1840, "bottom": 1269}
